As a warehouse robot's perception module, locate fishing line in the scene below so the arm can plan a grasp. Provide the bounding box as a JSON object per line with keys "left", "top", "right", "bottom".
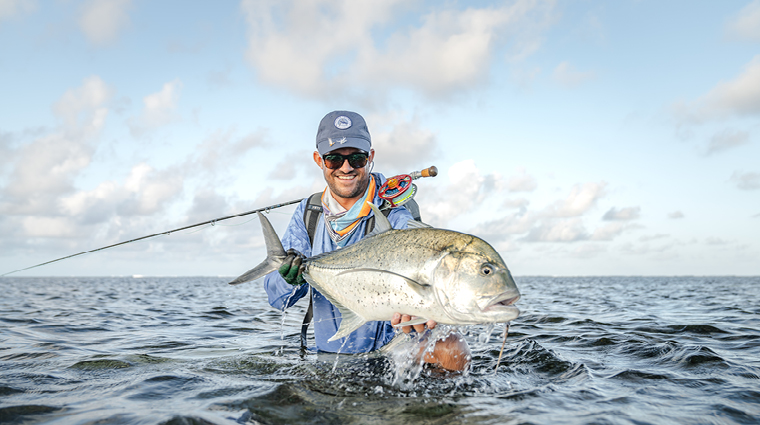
{"left": 1, "top": 198, "right": 303, "bottom": 277}
{"left": 494, "top": 322, "right": 510, "bottom": 374}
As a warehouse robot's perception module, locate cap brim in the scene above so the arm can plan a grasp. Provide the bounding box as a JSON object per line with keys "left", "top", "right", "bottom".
{"left": 317, "top": 138, "right": 371, "bottom": 155}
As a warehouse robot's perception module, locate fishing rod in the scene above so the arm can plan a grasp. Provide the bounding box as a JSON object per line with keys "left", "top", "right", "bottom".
{"left": 3, "top": 165, "right": 439, "bottom": 277}
{"left": 1, "top": 198, "right": 303, "bottom": 277}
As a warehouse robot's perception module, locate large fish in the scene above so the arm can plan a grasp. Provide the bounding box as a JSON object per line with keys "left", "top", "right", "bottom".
{"left": 229, "top": 203, "right": 520, "bottom": 342}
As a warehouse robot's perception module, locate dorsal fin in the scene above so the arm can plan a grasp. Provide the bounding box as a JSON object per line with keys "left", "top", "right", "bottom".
{"left": 406, "top": 219, "right": 433, "bottom": 229}
{"left": 366, "top": 202, "right": 392, "bottom": 234}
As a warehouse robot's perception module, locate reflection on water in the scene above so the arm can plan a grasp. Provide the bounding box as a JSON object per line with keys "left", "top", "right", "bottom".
{"left": 1, "top": 276, "right": 759, "bottom": 424}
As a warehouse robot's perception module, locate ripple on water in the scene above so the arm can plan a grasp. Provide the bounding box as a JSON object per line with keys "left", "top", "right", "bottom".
{"left": 0, "top": 405, "right": 64, "bottom": 424}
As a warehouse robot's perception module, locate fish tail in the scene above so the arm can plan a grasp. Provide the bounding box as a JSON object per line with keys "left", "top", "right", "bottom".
{"left": 228, "top": 212, "right": 288, "bottom": 285}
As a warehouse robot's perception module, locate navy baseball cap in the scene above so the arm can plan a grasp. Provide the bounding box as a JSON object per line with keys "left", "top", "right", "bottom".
{"left": 315, "top": 111, "right": 371, "bottom": 155}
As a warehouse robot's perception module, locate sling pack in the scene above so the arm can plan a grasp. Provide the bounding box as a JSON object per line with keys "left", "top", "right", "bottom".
{"left": 298, "top": 182, "right": 421, "bottom": 348}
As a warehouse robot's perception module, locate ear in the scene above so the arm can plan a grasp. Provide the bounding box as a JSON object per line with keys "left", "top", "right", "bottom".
{"left": 313, "top": 151, "right": 323, "bottom": 168}
{"left": 368, "top": 149, "right": 375, "bottom": 163}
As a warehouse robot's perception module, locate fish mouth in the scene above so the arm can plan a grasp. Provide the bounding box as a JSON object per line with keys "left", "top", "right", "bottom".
{"left": 482, "top": 292, "right": 521, "bottom": 312}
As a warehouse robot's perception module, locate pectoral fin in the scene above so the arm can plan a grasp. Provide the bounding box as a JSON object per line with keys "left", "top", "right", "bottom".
{"left": 302, "top": 275, "right": 369, "bottom": 342}
{"left": 336, "top": 268, "right": 432, "bottom": 297}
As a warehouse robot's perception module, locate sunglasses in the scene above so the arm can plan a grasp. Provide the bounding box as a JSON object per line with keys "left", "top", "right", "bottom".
{"left": 322, "top": 152, "right": 369, "bottom": 169}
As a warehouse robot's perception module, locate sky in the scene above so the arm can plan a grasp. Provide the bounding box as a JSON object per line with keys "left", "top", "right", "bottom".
{"left": 1, "top": 0, "right": 758, "bottom": 277}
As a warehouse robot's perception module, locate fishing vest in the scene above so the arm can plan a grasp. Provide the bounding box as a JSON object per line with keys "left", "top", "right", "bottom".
{"left": 298, "top": 177, "right": 421, "bottom": 348}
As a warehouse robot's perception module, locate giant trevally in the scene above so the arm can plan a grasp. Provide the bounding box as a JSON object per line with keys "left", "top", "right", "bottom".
{"left": 229, "top": 203, "right": 520, "bottom": 342}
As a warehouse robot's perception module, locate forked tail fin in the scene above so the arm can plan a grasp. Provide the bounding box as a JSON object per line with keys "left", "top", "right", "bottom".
{"left": 228, "top": 212, "right": 288, "bottom": 285}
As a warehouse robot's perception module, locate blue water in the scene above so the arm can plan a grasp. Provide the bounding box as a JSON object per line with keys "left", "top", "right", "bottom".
{"left": 1, "top": 276, "right": 759, "bottom": 424}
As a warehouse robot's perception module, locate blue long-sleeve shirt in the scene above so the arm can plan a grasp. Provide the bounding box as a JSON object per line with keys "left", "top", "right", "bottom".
{"left": 263, "top": 176, "right": 414, "bottom": 353}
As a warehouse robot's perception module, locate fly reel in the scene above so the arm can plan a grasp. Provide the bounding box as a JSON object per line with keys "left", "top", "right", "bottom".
{"left": 378, "top": 166, "right": 437, "bottom": 209}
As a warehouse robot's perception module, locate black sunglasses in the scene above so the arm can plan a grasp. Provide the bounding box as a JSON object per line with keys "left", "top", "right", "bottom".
{"left": 322, "top": 152, "right": 369, "bottom": 169}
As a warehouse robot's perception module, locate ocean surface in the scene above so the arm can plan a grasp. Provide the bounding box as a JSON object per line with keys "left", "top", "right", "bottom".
{"left": 1, "top": 276, "right": 758, "bottom": 424}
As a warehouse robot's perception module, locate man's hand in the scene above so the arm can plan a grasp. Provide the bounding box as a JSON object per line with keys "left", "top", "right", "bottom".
{"left": 391, "top": 313, "right": 437, "bottom": 334}
{"left": 278, "top": 248, "right": 307, "bottom": 286}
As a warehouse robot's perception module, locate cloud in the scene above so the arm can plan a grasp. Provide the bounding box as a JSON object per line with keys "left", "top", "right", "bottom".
{"left": 471, "top": 180, "right": 634, "bottom": 245}
{"left": 522, "top": 217, "right": 588, "bottom": 242}
{"left": 675, "top": 55, "right": 760, "bottom": 123}
{"left": 0, "top": 76, "right": 112, "bottom": 215}
{"left": 543, "top": 181, "right": 607, "bottom": 217}
{"left": 725, "top": 0, "right": 760, "bottom": 42}
{"left": 706, "top": 128, "right": 750, "bottom": 155}
{"left": 59, "top": 163, "right": 184, "bottom": 223}
{"left": 590, "top": 221, "right": 635, "bottom": 241}
{"left": 372, "top": 118, "right": 439, "bottom": 173}
{"left": 0, "top": 0, "right": 36, "bottom": 22}
{"left": 602, "top": 206, "right": 641, "bottom": 221}
{"left": 503, "top": 197, "right": 529, "bottom": 209}
{"left": 639, "top": 234, "right": 669, "bottom": 242}
{"left": 508, "top": 168, "right": 537, "bottom": 192}
{"left": 240, "top": 0, "right": 556, "bottom": 98}
{"left": 706, "top": 237, "right": 730, "bottom": 246}
{"left": 668, "top": 211, "right": 685, "bottom": 219}
{"left": 193, "top": 128, "right": 269, "bottom": 174}
{"left": 552, "top": 61, "right": 595, "bottom": 88}
{"left": 128, "top": 79, "right": 182, "bottom": 136}
{"left": 730, "top": 171, "right": 760, "bottom": 190}
{"left": 78, "top": 0, "right": 132, "bottom": 46}
{"left": 415, "top": 159, "right": 506, "bottom": 225}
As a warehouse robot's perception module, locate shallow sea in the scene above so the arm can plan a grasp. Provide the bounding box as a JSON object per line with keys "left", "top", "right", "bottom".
{"left": 1, "top": 276, "right": 759, "bottom": 424}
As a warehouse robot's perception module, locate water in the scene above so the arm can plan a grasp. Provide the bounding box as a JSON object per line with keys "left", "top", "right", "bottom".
{"left": 1, "top": 276, "right": 759, "bottom": 424}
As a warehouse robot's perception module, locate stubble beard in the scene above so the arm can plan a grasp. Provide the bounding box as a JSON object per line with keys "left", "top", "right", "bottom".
{"left": 329, "top": 171, "right": 370, "bottom": 200}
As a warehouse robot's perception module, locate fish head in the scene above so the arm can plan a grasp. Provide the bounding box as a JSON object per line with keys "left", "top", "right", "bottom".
{"left": 432, "top": 236, "right": 520, "bottom": 325}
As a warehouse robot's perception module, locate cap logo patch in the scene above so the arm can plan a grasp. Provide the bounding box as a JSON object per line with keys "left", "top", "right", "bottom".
{"left": 334, "top": 116, "right": 352, "bottom": 130}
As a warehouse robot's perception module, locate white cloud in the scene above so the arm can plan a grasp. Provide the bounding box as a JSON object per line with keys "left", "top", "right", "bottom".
{"left": 522, "top": 217, "right": 588, "bottom": 242}
{"left": 639, "top": 234, "right": 669, "bottom": 242}
{"left": 668, "top": 211, "right": 685, "bottom": 219}
{"left": 508, "top": 168, "right": 537, "bottom": 192}
{"left": 240, "top": 0, "right": 556, "bottom": 98}
{"left": 503, "top": 197, "right": 529, "bottom": 209}
{"left": 0, "top": 0, "right": 36, "bottom": 21}
{"left": 602, "top": 206, "right": 640, "bottom": 221}
{"left": 675, "top": 55, "right": 760, "bottom": 123}
{"left": 79, "top": 0, "right": 132, "bottom": 46}
{"left": 415, "top": 159, "right": 506, "bottom": 225}
{"left": 725, "top": 0, "right": 760, "bottom": 41}
{"left": 53, "top": 75, "right": 113, "bottom": 128}
{"left": 129, "top": 79, "right": 183, "bottom": 136}
{"left": 706, "top": 237, "right": 731, "bottom": 246}
{"left": 372, "top": 118, "right": 439, "bottom": 173}
{"left": 543, "top": 181, "right": 607, "bottom": 217}
{"left": 552, "top": 61, "right": 595, "bottom": 88}
{"left": 730, "top": 171, "right": 760, "bottom": 190}
{"left": 590, "top": 222, "right": 631, "bottom": 241}
{"left": 0, "top": 76, "right": 112, "bottom": 215}
{"left": 706, "top": 128, "right": 750, "bottom": 155}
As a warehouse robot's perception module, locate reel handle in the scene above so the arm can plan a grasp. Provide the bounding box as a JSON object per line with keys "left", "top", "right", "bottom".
{"left": 410, "top": 166, "right": 438, "bottom": 180}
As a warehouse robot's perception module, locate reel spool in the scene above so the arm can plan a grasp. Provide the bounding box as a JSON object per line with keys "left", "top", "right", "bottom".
{"left": 378, "top": 166, "right": 437, "bottom": 208}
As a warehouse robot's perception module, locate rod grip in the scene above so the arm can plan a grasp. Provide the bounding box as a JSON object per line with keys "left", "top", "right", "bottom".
{"left": 420, "top": 166, "right": 437, "bottom": 178}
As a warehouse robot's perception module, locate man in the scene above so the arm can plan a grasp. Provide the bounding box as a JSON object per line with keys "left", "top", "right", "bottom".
{"left": 263, "top": 111, "right": 470, "bottom": 371}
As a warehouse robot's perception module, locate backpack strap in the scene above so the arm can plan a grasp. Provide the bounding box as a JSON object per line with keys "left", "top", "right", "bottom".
{"left": 300, "top": 192, "right": 322, "bottom": 349}
{"left": 298, "top": 183, "right": 421, "bottom": 348}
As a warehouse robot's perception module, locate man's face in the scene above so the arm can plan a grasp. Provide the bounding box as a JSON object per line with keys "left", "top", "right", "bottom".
{"left": 313, "top": 147, "right": 375, "bottom": 203}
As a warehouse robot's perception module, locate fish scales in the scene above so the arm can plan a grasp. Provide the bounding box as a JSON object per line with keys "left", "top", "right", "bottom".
{"left": 229, "top": 204, "right": 520, "bottom": 342}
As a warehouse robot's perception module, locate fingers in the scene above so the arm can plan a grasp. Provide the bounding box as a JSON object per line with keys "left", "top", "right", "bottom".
{"left": 391, "top": 313, "right": 435, "bottom": 334}
{"left": 284, "top": 256, "right": 301, "bottom": 282}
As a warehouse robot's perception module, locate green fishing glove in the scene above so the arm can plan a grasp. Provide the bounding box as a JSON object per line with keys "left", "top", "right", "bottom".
{"left": 278, "top": 248, "right": 307, "bottom": 286}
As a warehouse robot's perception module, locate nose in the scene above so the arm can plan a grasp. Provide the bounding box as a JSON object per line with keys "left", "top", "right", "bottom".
{"left": 338, "top": 157, "right": 355, "bottom": 172}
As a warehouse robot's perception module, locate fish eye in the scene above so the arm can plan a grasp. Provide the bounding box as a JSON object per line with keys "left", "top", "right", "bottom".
{"left": 480, "top": 263, "right": 495, "bottom": 276}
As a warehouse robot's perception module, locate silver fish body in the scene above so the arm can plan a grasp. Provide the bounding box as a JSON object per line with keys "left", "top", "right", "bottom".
{"left": 229, "top": 203, "right": 520, "bottom": 342}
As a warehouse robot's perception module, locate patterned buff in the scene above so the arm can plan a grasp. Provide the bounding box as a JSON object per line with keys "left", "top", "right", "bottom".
{"left": 322, "top": 177, "right": 377, "bottom": 247}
